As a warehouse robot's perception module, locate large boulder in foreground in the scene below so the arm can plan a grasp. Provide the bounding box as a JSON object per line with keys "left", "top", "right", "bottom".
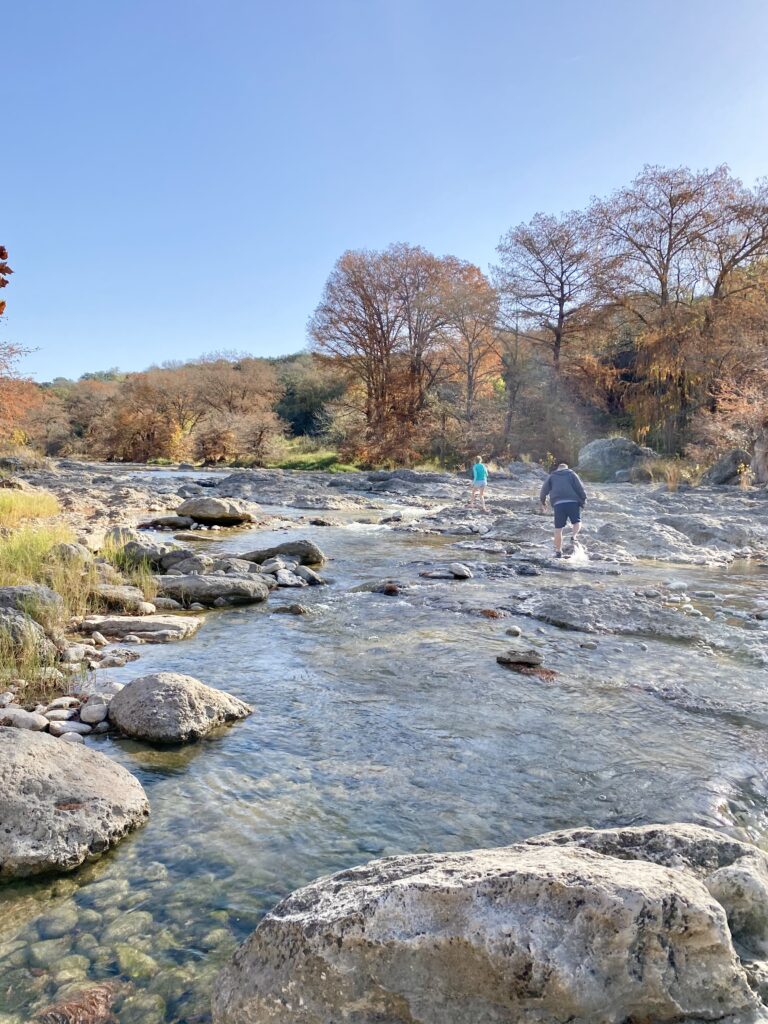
{"left": 176, "top": 496, "right": 256, "bottom": 525}
{"left": 212, "top": 823, "right": 766, "bottom": 1024}
{"left": 108, "top": 672, "right": 251, "bottom": 743}
{"left": 0, "top": 727, "right": 148, "bottom": 880}
{"left": 156, "top": 574, "right": 270, "bottom": 607}
{"left": 577, "top": 437, "right": 657, "bottom": 481}
{"left": 242, "top": 539, "right": 326, "bottom": 566}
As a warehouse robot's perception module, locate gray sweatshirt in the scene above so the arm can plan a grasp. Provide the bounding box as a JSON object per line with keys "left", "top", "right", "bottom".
{"left": 540, "top": 468, "right": 587, "bottom": 506}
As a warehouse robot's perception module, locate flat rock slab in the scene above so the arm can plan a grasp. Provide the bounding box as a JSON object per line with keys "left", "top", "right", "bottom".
{"left": 176, "top": 497, "right": 256, "bottom": 524}
{"left": 156, "top": 574, "right": 270, "bottom": 607}
{"left": 0, "top": 727, "right": 149, "bottom": 879}
{"left": 81, "top": 613, "right": 202, "bottom": 642}
{"left": 108, "top": 672, "right": 252, "bottom": 743}
{"left": 212, "top": 822, "right": 764, "bottom": 1024}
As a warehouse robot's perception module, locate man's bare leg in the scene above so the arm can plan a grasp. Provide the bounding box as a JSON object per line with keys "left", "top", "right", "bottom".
{"left": 554, "top": 527, "right": 563, "bottom": 555}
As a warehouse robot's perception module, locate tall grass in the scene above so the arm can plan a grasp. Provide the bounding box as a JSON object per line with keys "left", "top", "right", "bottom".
{"left": 100, "top": 536, "right": 159, "bottom": 601}
{"left": 0, "top": 490, "right": 60, "bottom": 528}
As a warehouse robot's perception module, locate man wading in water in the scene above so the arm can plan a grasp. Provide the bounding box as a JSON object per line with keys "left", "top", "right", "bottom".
{"left": 539, "top": 462, "right": 587, "bottom": 558}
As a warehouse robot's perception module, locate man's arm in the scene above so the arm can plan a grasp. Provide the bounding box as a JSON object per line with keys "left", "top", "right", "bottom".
{"left": 571, "top": 471, "right": 587, "bottom": 505}
{"left": 539, "top": 477, "right": 551, "bottom": 506}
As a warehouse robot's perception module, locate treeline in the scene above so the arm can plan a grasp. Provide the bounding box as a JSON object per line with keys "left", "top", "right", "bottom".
{"left": 2, "top": 162, "right": 768, "bottom": 469}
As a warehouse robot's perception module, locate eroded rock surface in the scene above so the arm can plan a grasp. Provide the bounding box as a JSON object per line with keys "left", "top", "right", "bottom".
{"left": 213, "top": 822, "right": 768, "bottom": 1024}
{"left": 0, "top": 727, "right": 148, "bottom": 879}
{"left": 108, "top": 672, "right": 251, "bottom": 743}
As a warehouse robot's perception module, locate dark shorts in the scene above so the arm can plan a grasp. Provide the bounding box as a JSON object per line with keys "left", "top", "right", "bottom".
{"left": 553, "top": 501, "right": 581, "bottom": 529}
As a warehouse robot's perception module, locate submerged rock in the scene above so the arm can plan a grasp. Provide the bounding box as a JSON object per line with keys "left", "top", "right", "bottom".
{"left": 108, "top": 672, "right": 251, "bottom": 743}
{"left": 212, "top": 822, "right": 766, "bottom": 1024}
{"left": 0, "top": 727, "right": 148, "bottom": 879}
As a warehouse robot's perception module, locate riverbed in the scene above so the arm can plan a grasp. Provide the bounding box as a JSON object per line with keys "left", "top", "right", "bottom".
{"left": 2, "top": 474, "right": 768, "bottom": 1023}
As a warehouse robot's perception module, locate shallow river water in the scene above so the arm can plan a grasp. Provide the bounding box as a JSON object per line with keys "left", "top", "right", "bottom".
{"left": 2, "top": 511, "right": 768, "bottom": 1022}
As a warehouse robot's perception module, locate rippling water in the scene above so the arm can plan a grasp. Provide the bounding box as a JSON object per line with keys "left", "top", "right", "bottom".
{"left": 2, "top": 514, "right": 768, "bottom": 1022}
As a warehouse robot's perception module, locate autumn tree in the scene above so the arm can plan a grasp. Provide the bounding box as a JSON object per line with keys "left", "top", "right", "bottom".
{"left": 494, "top": 211, "right": 596, "bottom": 371}
{"left": 310, "top": 244, "right": 473, "bottom": 460}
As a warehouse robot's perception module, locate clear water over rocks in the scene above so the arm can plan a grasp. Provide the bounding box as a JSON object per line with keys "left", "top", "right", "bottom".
{"left": 2, "top": 469, "right": 768, "bottom": 1022}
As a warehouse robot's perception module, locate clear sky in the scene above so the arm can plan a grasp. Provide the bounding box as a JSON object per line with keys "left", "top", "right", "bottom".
{"left": 5, "top": 0, "right": 768, "bottom": 381}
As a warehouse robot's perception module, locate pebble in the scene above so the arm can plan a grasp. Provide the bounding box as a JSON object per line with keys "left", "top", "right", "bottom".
{"left": 49, "top": 720, "right": 93, "bottom": 736}
{"left": 666, "top": 581, "right": 688, "bottom": 592}
{"left": 60, "top": 733, "right": 85, "bottom": 744}
{"left": 505, "top": 625, "right": 523, "bottom": 637}
{"left": 580, "top": 641, "right": 599, "bottom": 650}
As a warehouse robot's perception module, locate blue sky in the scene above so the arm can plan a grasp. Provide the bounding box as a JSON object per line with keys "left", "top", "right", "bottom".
{"left": 5, "top": 0, "right": 768, "bottom": 381}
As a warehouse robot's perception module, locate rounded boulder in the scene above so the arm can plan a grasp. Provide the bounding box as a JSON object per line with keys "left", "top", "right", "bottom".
{"left": 0, "top": 727, "right": 149, "bottom": 880}
{"left": 108, "top": 672, "right": 251, "bottom": 744}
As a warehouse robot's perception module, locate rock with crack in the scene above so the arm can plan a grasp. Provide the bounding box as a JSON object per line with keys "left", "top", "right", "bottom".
{"left": 212, "top": 822, "right": 767, "bottom": 1024}
{"left": 80, "top": 613, "right": 202, "bottom": 642}
{"left": 176, "top": 496, "right": 256, "bottom": 525}
{"left": 108, "top": 672, "right": 251, "bottom": 743}
{"left": 156, "top": 574, "right": 270, "bottom": 607}
{"left": 241, "top": 540, "right": 326, "bottom": 567}
{"left": 0, "top": 727, "right": 148, "bottom": 879}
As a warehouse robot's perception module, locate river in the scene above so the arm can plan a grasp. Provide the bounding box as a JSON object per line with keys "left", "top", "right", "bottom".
{"left": 2, "top": 499, "right": 768, "bottom": 1022}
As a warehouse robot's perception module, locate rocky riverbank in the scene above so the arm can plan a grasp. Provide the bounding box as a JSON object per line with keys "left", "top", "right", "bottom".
{"left": 1, "top": 448, "right": 767, "bottom": 1023}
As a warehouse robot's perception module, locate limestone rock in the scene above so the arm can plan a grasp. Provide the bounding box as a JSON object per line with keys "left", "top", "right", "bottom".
{"left": 0, "top": 609, "right": 57, "bottom": 661}
{"left": 80, "top": 613, "right": 202, "bottom": 643}
{"left": 212, "top": 823, "right": 764, "bottom": 1024}
{"left": 0, "top": 708, "right": 49, "bottom": 730}
{"left": 0, "top": 584, "right": 63, "bottom": 618}
{"left": 155, "top": 574, "right": 270, "bottom": 607}
{"left": 92, "top": 583, "right": 156, "bottom": 614}
{"left": 241, "top": 540, "right": 326, "bottom": 567}
{"left": 0, "top": 727, "right": 148, "bottom": 879}
{"left": 108, "top": 672, "right": 251, "bottom": 743}
{"left": 176, "top": 497, "right": 256, "bottom": 525}
{"left": 577, "top": 437, "right": 658, "bottom": 482}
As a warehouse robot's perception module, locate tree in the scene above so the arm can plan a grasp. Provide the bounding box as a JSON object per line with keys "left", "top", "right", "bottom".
{"left": 590, "top": 165, "right": 729, "bottom": 318}
{"left": 310, "top": 244, "right": 469, "bottom": 460}
{"left": 494, "top": 211, "right": 595, "bottom": 370}
{"left": 440, "top": 262, "right": 499, "bottom": 424}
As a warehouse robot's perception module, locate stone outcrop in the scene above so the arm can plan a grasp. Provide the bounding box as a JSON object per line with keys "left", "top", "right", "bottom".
{"left": 0, "top": 727, "right": 149, "bottom": 879}
{"left": 176, "top": 496, "right": 256, "bottom": 525}
{"left": 80, "top": 613, "right": 202, "bottom": 642}
{"left": 577, "top": 437, "right": 658, "bottom": 481}
{"left": 156, "top": 574, "right": 270, "bottom": 607}
{"left": 108, "top": 672, "right": 251, "bottom": 743}
{"left": 241, "top": 540, "right": 326, "bottom": 566}
{"left": 212, "top": 822, "right": 768, "bottom": 1024}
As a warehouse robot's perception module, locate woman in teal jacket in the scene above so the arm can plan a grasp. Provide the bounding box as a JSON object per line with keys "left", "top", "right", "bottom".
{"left": 470, "top": 456, "right": 489, "bottom": 511}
